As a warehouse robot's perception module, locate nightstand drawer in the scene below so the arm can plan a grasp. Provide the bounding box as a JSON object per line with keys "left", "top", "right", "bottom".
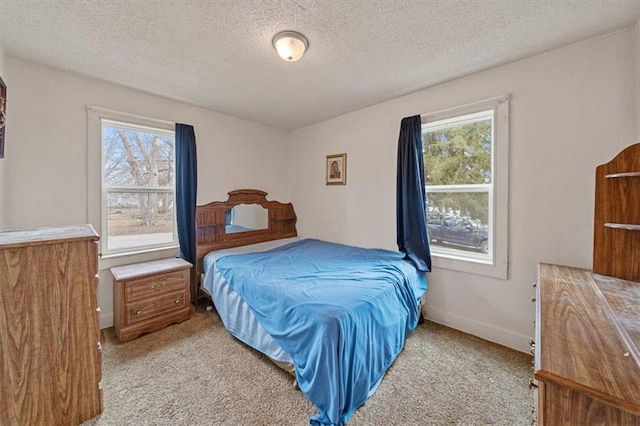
{"left": 125, "top": 270, "right": 186, "bottom": 302}
{"left": 125, "top": 291, "right": 187, "bottom": 325}
{"left": 112, "top": 258, "right": 192, "bottom": 343}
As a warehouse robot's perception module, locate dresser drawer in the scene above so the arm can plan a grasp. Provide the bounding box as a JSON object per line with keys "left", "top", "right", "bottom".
{"left": 125, "top": 291, "right": 187, "bottom": 326}
{"left": 124, "top": 270, "right": 187, "bottom": 302}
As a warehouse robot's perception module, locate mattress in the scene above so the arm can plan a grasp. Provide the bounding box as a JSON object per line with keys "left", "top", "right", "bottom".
{"left": 202, "top": 237, "right": 301, "bottom": 366}
{"left": 202, "top": 238, "right": 427, "bottom": 425}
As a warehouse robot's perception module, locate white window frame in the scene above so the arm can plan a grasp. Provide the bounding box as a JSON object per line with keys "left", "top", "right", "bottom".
{"left": 88, "top": 106, "right": 179, "bottom": 262}
{"left": 422, "top": 96, "right": 509, "bottom": 279}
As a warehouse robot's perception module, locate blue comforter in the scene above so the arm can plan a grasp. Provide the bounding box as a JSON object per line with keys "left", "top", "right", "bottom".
{"left": 215, "top": 239, "right": 427, "bottom": 425}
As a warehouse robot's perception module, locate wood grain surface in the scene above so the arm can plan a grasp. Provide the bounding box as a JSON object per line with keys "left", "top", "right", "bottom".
{"left": 593, "top": 142, "right": 640, "bottom": 281}
{"left": 0, "top": 225, "right": 102, "bottom": 425}
{"left": 534, "top": 263, "right": 640, "bottom": 425}
{"left": 111, "top": 257, "right": 191, "bottom": 281}
{"left": 195, "top": 189, "right": 297, "bottom": 303}
{"left": 112, "top": 258, "right": 191, "bottom": 343}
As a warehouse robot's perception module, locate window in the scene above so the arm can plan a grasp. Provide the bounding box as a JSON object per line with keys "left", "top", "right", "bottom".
{"left": 87, "top": 107, "right": 179, "bottom": 262}
{"left": 101, "top": 120, "right": 176, "bottom": 256}
{"left": 422, "top": 96, "right": 509, "bottom": 278}
{"left": 100, "top": 117, "right": 176, "bottom": 256}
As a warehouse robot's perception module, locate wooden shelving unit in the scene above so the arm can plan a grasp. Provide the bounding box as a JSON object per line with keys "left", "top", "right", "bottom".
{"left": 593, "top": 142, "right": 640, "bottom": 281}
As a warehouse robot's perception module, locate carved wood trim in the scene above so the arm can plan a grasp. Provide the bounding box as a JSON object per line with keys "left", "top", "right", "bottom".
{"left": 193, "top": 189, "right": 297, "bottom": 302}
{"left": 593, "top": 142, "right": 640, "bottom": 281}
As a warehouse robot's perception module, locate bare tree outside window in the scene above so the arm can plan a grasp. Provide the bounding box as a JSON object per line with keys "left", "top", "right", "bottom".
{"left": 102, "top": 121, "right": 176, "bottom": 253}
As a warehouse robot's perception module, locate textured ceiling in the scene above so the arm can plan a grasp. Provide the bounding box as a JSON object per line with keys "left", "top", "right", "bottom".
{"left": 1, "top": 0, "right": 639, "bottom": 130}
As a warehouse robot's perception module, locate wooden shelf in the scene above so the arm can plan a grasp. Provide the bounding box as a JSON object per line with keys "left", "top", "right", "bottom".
{"left": 593, "top": 142, "right": 640, "bottom": 281}
{"left": 605, "top": 172, "right": 640, "bottom": 178}
{"left": 604, "top": 223, "right": 640, "bottom": 231}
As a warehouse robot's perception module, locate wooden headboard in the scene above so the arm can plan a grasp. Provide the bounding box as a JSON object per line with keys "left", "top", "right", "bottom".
{"left": 192, "top": 189, "right": 297, "bottom": 302}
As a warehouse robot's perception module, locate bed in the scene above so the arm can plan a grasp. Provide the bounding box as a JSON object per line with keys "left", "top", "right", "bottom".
{"left": 195, "top": 190, "right": 427, "bottom": 425}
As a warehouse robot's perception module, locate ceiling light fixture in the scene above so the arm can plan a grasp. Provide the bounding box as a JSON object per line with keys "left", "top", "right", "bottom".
{"left": 272, "top": 31, "right": 308, "bottom": 62}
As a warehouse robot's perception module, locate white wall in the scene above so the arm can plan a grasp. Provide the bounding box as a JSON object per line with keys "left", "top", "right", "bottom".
{"left": 3, "top": 58, "right": 289, "bottom": 328}
{"left": 289, "top": 28, "right": 638, "bottom": 353}
{"left": 0, "top": 44, "right": 5, "bottom": 230}
{"left": 3, "top": 26, "right": 638, "bottom": 347}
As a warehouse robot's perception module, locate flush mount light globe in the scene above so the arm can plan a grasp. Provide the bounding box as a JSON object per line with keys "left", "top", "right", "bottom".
{"left": 272, "top": 31, "right": 308, "bottom": 62}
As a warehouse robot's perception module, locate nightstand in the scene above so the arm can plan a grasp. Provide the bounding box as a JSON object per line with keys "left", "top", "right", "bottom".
{"left": 111, "top": 258, "right": 192, "bottom": 343}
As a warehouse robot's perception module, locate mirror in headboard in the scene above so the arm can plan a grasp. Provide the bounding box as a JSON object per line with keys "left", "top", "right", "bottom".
{"left": 195, "top": 189, "right": 297, "bottom": 261}
{"left": 193, "top": 189, "right": 298, "bottom": 302}
{"left": 225, "top": 203, "right": 268, "bottom": 233}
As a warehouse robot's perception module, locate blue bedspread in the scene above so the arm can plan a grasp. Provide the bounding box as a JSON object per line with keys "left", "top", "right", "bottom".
{"left": 215, "top": 239, "right": 427, "bottom": 425}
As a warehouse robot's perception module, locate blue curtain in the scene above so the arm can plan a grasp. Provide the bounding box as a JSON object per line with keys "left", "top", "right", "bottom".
{"left": 396, "top": 115, "right": 431, "bottom": 272}
{"left": 175, "top": 123, "right": 198, "bottom": 266}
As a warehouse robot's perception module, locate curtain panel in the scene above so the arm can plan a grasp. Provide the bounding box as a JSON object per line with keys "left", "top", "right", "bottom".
{"left": 175, "top": 123, "right": 198, "bottom": 268}
{"left": 396, "top": 115, "right": 431, "bottom": 272}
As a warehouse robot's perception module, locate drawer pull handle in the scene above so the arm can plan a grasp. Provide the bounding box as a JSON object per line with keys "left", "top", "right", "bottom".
{"left": 531, "top": 297, "right": 536, "bottom": 303}
{"left": 529, "top": 338, "right": 535, "bottom": 346}
{"left": 174, "top": 298, "right": 181, "bottom": 304}
{"left": 135, "top": 310, "right": 142, "bottom": 316}
{"left": 529, "top": 379, "right": 538, "bottom": 389}
{"left": 152, "top": 280, "right": 167, "bottom": 290}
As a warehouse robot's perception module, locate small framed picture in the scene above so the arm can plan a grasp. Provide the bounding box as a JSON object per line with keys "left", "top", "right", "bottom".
{"left": 326, "top": 153, "right": 347, "bottom": 185}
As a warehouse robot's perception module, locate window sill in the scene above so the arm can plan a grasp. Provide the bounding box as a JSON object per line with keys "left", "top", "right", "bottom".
{"left": 432, "top": 253, "right": 507, "bottom": 279}
{"left": 99, "top": 245, "right": 180, "bottom": 270}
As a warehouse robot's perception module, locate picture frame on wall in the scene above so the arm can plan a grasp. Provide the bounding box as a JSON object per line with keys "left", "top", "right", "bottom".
{"left": 0, "top": 76, "right": 5, "bottom": 159}
{"left": 326, "top": 153, "right": 347, "bottom": 185}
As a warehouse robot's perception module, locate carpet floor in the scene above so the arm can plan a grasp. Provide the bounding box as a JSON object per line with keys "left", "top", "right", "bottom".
{"left": 86, "top": 310, "right": 535, "bottom": 425}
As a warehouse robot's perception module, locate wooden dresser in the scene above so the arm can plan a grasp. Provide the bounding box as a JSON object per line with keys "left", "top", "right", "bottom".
{"left": 112, "top": 258, "right": 191, "bottom": 343}
{"left": 0, "top": 225, "right": 102, "bottom": 425}
{"left": 533, "top": 263, "right": 640, "bottom": 425}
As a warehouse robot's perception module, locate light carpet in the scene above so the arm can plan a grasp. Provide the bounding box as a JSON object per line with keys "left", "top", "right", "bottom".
{"left": 85, "top": 310, "right": 535, "bottom": 425}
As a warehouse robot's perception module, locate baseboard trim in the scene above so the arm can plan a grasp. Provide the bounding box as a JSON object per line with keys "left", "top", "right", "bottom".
{"left": 100, "top": 312, "right": 114, "bottom": 330}
{"left": 423, "top": 306, "right": 532, "bottom": 354}
{"left": 98, "top": 306, "right": 532, "bottom": 349}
